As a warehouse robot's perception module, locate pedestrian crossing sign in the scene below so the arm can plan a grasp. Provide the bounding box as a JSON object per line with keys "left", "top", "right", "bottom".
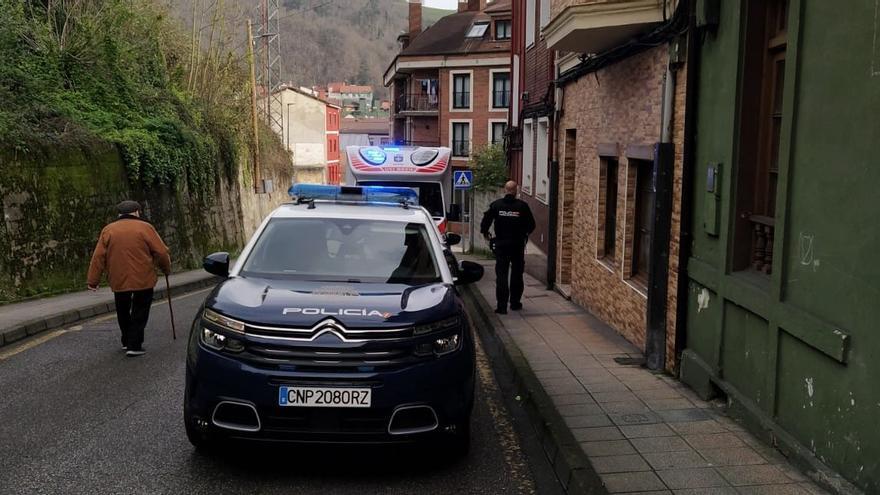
{"left": 454, "top": 170, "right": 473, "bottom": 190}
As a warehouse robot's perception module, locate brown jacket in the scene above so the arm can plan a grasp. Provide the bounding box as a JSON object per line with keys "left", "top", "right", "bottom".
{"left": 87, "top": 215, "right": 172, "bottom": 292}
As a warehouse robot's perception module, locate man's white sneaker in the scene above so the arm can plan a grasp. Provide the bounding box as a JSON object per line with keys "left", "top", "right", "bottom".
{"left": 126, "top": 349, "right": 146, "bottom": 357}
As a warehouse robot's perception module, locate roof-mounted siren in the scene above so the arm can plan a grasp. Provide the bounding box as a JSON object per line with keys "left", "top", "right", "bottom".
{"left": 358, "top": 147, "right": 387, "bottom": 166}
{"left": 288, "top": 183, "right": 419, "bottom": 207}
{"left": 411, "top": 147, "right": 439, "bottom": 166}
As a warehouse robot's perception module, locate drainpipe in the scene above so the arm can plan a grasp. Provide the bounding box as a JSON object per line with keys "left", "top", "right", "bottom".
{"left": 674, "top": 0, "right": 700, "bottom": 370}
{"left": 546, "top": 76, "right": 563, "bottom": 290}
{"left": 645, "top": 33, "right": 679, "bottom": 371}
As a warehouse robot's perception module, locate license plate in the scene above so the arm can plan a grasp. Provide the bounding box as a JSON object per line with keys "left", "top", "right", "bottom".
{"left": 278, "top": 386, "right": 371, "bottom": 408}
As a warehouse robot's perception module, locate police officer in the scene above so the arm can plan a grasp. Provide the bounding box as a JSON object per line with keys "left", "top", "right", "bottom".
{"left": 480, "top": 181, "right": 536, "bottom": 314}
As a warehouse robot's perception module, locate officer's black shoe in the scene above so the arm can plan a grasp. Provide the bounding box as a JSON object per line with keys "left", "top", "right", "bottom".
{"left": 510, "top": 303, "right": 523, "bottom": 311}
{"left": 494, "top": 307, "right": 507, "bottom": 315}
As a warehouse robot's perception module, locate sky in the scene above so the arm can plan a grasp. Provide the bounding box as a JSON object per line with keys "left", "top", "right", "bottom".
{"left": 424, "top": 0, "right": 458, "bottom": 9}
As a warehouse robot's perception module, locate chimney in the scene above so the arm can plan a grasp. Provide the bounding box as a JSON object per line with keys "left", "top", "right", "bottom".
{"left": 458, "top": 0, "right": 468, "bottom": 12}
{"left": 408, "top": 0, "right": 422, "bottom": 37}
{"left": 467, "top": 0, "right": 485, "bottom": 11}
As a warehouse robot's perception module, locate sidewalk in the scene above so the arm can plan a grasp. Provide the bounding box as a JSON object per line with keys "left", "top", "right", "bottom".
{"left": 0, "top": 269, "right": 218, "bottom": 348}
{"left": 464, "top": 256, "right": 828, "bottom": 495}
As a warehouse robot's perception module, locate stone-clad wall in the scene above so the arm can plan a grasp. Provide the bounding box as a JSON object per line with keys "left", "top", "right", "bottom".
{"left": 0, "top": 139, "right": 292, "bottom": 303}
{"left": 555, "top": 46, "right": 686, "bottom": 370}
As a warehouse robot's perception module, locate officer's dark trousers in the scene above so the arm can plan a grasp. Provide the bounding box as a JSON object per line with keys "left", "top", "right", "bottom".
{"left": 495, "top": 248, "right": 525, "bottom": 310}
{"left": 114, "top": 289, "right": 154, "bottom": 350}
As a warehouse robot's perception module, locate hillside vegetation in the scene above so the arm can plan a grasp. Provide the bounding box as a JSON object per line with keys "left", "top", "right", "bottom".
{"left": 169, "top": 0, "right": 453, "bottom": 95}
{"left": 0, "top": 0, "right": 259, "bottom": 195}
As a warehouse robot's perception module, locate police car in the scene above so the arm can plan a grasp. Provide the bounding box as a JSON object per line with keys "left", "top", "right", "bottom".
{"left": 184, "top": 184, "right": 484, "bottom": 453}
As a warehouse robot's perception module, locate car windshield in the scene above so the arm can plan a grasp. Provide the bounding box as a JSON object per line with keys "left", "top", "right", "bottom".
{"left": 359, "top": 181, "right": 444, "bottom": 218}
{"left": 241, "top": 218, "right": 441, "bottom": 284}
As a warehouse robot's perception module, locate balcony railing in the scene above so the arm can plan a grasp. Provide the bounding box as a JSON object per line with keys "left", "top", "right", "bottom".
{"left": 398, "top": 140, "right": 441, "bottom": 147}
{"left": 749, "top": 215, "right": 775, "bottom": 274}
{"left": 396, "top": 93, "right": 439, "bottom": 113}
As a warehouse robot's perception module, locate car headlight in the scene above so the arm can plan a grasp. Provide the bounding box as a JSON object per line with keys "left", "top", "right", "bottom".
{"left": 432, "top": 334, "right": 461, "bottom": 356}
{"left": 203, "top": 308, "right": 245, "bottom": 334}
{"left": 413, "top": 315, "right": 461, "bottom": 336}
{"left": 201, "top": 328, "right": 244, "bottom": 353}
{"left": 411, "top": 148, "right": 439, "bottom": 166}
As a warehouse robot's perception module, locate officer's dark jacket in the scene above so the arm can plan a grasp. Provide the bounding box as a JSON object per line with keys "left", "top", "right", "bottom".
{"left": 480, "top": 194, "right": 536, "bottom": 249}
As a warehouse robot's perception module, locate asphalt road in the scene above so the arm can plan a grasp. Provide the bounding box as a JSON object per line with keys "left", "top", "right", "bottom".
{"left": 0, "top": 287, "right": 561, "bottom": 495}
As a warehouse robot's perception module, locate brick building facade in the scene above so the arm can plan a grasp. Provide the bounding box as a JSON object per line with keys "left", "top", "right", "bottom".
{"left": 508, "top": 0, "right": 555, "bottom": 282}
{"left": 385, "top": 0, "right": 511, "bottom": 225}
{"left": 545, "top": 0, "right": 687, "bottom": 371}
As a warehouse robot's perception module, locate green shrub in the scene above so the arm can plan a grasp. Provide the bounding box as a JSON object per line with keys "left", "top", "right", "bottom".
{"left": 470, "top": 143, "right": 508, "bottom": 192}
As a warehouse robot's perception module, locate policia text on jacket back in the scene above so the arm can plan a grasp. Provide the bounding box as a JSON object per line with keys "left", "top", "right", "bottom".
{"left": 479, "top": 181, "right": 536, "bottom": 314}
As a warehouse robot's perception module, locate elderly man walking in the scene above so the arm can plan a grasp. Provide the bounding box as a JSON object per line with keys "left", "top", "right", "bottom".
{"left": 480, "top": 181, "right": 535, "bottom": 315}
{"left": 87, "top": 201, "right": 171, "bottom": 357}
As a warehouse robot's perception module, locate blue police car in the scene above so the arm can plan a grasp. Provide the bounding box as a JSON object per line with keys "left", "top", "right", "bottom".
{"left": 184, "top": 185, "right": 484, "bottom": 454}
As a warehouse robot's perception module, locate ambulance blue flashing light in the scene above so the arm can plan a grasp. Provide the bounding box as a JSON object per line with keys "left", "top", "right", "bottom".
{"left": 288, "top": 183, "right": 418, "bottom": 205}
{"left": 358, "top": 147, "right": 387, "bottom": 165}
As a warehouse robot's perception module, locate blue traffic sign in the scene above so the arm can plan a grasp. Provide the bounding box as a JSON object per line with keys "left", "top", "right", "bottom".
{"left": 454, "top": 170, "right": 473, "bottom": 190}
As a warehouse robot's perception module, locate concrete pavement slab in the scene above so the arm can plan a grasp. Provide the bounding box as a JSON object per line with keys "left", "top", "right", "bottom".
{"left": 461, "top": 254, "right": 828, "bottom": 495}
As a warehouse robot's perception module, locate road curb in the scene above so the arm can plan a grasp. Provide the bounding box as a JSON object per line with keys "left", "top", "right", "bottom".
{"left": 0, "top": 275, "right": 220, "bottom": 349}
{"left": 462, "top": 283, "right": 607, "bottom": 495}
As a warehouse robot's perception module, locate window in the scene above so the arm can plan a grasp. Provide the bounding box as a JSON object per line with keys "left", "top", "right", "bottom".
{"left": 242, "top": 218, "right": 441, "bottom": 285}
{"left": 360, "top": 181, "right": 444, "bottom": 218}
{"left": 525, "top": 0, "right": 535, "bottom": 47}
{"left": 490, "top": 121, "right": 507, "bottom": 145}
{"left": 452, "top": 73, "right": 471, "bottom": 109}
{"left": 597, "top": 157, "right": 619, "bottom": 263}
{"left": 629, "top": 159, "right": 655, "bottom": 286}
{"left": 491, "top": 71, "right": 511, "bottom": 109}
{"left": 495, "top": 20, "right": 511, "bottom": 40}
{"left": 451, "top": 122, "right": 470, "bottom": 157}
{"left": 522, "top": 120, "right": 534, "bottom": 194}
{"left": 540, "top": 0, "right": 550, "bottom": 29}
{"left": 466, "top": 22, "right": 489, "bottom": 38}
{"left": 535, "top": 119, "right": 549, "bottom": 203}
{"left": 732, "top": 0, "right": 788, "bottom": 275}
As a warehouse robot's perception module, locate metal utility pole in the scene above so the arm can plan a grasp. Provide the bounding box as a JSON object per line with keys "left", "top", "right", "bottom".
{"left": 246, "top": 19, "right": 262, "bottom": 193}
{"left": 255, "top": 0, "right": 283, "bottom": 135}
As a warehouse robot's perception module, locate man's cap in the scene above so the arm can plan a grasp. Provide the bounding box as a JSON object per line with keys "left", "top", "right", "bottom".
{"left": 116, "top": 200, "right": 141, "bottom": 215}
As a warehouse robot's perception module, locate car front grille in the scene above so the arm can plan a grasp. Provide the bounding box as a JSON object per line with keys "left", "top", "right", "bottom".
{"left": 226, "top": 319, "right": 432, "bottom": 372}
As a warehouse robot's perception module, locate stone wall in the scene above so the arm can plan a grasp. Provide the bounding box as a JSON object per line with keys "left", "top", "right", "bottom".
{"left": 0, "top": 136, "right": 292, "bottom": 303}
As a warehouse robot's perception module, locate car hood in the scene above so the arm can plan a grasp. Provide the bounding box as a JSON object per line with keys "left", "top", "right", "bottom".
{"left": 205, "top": 276, "right": 458, "bottom": 328}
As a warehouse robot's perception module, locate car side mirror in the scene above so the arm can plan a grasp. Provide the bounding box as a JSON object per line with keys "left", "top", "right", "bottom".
{"left": 203, "top": 252, "right": 230, "bottom": 277}
{"left": 455, "top": 260, "right": 484, "bottom": 286}
{"left": 447, "top": 203, "right": 462, "bottom": 222}
{"left": 446, "top": 233, "right": 462, "bottom": 246}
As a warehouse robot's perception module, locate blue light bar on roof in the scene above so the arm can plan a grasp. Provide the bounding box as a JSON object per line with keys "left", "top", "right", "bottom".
{"left": 288, "top": 183, "right": 419, "bottom": 205}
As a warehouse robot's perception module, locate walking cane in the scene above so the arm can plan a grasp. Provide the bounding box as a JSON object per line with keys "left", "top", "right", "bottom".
{"left": 165, "top": 274, "right": 177, "bottom": 340}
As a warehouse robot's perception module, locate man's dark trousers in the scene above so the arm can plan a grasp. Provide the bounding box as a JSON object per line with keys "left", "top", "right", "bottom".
{"left": 114, "top": 289, "right": 154, "bottom": 350}
{"left": 495, "top": 246, "right": 525, "bottom": 311}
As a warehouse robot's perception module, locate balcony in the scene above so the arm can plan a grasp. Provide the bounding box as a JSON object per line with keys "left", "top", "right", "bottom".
{"left": 543, "top": 0, "right": 675, "bottom": 54}
{"left": 395, "top": 93, "right": 439, "bottom": 115}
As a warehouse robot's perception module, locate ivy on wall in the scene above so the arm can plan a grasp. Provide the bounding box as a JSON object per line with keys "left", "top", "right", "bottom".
{"left": 0, "top": 0, "right": 249, "bottom": 197}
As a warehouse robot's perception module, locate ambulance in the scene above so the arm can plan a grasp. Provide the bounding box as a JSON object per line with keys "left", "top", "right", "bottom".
{"left": 344, "top": 146, "right": 459, "bottom": 235}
